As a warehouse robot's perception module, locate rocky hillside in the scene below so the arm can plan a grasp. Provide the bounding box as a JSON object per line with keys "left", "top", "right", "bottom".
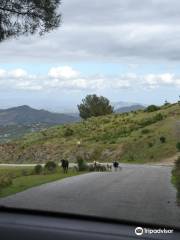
{"left": 0, "top": 103, "right": 179, "bottom": 164}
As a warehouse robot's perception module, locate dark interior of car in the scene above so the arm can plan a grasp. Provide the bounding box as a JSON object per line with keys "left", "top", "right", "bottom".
{"left": 0, "top": 206, "right": 179, "bottom": 240}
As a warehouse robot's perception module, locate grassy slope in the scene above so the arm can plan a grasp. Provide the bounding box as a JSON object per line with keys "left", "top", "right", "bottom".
{"left": 0, "top": 167, "right": 85, "bottom": 198}
{"left": 0, "top": 103, "right": 179, "bottom": 164}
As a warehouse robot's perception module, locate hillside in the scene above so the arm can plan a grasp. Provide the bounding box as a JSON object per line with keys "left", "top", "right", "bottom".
{"left": 0, "top": 105, "right": 79, "bottom": 126}
{"left": 0, "top": 105, "right": 79, "bottom": 142}
{"left": 0, "top": 103, "right": 179, "bottom": 164}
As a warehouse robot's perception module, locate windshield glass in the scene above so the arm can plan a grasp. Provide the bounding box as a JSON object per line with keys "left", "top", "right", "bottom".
{"left": 0, "top": 0, "right": 180, "bottom": 231}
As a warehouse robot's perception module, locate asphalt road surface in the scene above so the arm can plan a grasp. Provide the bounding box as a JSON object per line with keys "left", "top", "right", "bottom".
{"left": 0, "top": 164, "right": 180, "bottom": 228}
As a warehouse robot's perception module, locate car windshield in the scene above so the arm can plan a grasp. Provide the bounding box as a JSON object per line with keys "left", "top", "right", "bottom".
{"left": 0, "top": 0, "right": 180, "bottom": 232}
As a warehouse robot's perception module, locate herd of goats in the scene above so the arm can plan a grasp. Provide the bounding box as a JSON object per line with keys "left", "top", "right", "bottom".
{"left": 60, "top": 159, "right": 122, "bottom": 173}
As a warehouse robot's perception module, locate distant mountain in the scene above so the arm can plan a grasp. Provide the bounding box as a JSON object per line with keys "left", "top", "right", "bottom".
{"left": 115, "top": 104, "right": 145, "bottom": 113}
{"left": 112, "top": 101, "right": 139, "bottom": 109}
{"left": 0, "top": 105, "right": 79, "bottom": 126}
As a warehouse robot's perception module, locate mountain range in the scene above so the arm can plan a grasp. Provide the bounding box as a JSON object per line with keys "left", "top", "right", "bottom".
{"left": 0, "top": 103, "right": 145, "bottom": 142}
{"left": 0, "top": 102, "right": 145, "bottom": 126}
{"left": 0, "top": 105, "right": 79, "bottom": 126}
{"left": 115, "top": 104, "right": 145, "bottom": 113}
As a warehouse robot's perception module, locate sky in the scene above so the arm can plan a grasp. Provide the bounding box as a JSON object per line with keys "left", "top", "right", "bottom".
{"left": 0, "top": 0, "right": 180, "bottom": 112}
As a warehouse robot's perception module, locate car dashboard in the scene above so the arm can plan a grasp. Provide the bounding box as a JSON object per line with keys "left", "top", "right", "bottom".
{"left": 0, "top": 207, "right": 179, "bottom": 240}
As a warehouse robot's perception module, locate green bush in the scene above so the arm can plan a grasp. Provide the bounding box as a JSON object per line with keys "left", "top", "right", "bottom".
{"left": 175, "top": 156, "right": 180, "bottom": 168}
{"left": 141, "top": 129, "right": 150, "bottom": 134}
{"left": 145, "top": 105, "right": 160, "bottom": 112}
{"left": 154, "top": 113, "right": 164, "bottom": 121}
{"left": 34, "top": 164, "right": 43, "bottom": 174}
{"left": 44, "top": 161, "right": 57, "bottom": 172}
{"left": 148, "top": 142, "right": 153, "bottom": 148}
{"left": 172, "top": 156, "right": 180, "bottom": 205}
{"left": 76, "top": 156, "right": 88, "bottom": 171}
{"left": 0, "top": 175, "right": 12, "bottom": 188}
{"left": 160, "top": 136, "right": 166, "bottom": 143}
{"left": 176, "top": 142, "right": 180, "bottom": 151}
{"left": 139, "top": 113, "right": 164, "bottom": 128}
{"left": 64, "top": 127, "right": 74, "bottom": 137}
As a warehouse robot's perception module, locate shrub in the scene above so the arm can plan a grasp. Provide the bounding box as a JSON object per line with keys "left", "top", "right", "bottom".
{"left": 76, "top": 156, "right": 88, "bottom": 171}
{"left": 0, "top": 175, "right": 12, "bottom": 188}
{"left": 175, "top": 156, "right": 180, "bottom": 168}
{"left": 141, "top": 128, "right": 150, "bottom": 134}
{"left": 154, "top": 113, "right": 163, "bottom": 121}
{"left": 139, "top": 114, "right": 163, "bottom": 128}
{"left": 148, "top": 142, "right": 153, "bottom": 147}
{"left": 34, "top": 164, "right": 43, "bottom": 174}
{"left": 160, "top": 136, "right": 166, "bottom": 143}
{"left": 42, "top": 131, "right": 47, "bottom": 137}
{"left": 145, "top": 105, "right": 160, "bottom": 112}
{"left": 172, "top": 156, "right": 180, "bottom": 205}
{"left": 44, "top": 161, "right": 57, "bottom": 172}
{"left": 176, "top": 142, "right": 180, "bottom": 151}
{"left": 64, "top": 127, "right": 74, "bottom": 137}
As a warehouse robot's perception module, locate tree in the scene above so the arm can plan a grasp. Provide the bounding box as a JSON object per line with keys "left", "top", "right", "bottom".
{"left": 164, "top": 100, "right": 170, "bottom": 106}
{"left": 145, "top": 105, "right": 160, "bottom": 112}
{"left": 78, "top": 94, "right": 114, "bottom": 120}
{"left": 0, "top": 0, "right": 61, "bottom": 42}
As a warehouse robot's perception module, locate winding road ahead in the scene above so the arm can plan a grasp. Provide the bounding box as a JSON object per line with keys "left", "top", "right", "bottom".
{"left": 0, "top": 164, "right": 180, "bottom": 227}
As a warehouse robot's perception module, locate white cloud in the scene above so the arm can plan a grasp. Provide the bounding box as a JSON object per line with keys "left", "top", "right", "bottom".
{"left": 0, "top": 66, "right": 179, "bottom": 92}
{"left": 144, "top": 73, "right": 178, "bottom": 88}
{"left": 48, "top": 66, "right": 79, "bottom": 79}
{"left": 9, "top": 68, "right": 27, "bottom": 78}
{"left": 0, "top": 69, "right": 6, "bottom": 78}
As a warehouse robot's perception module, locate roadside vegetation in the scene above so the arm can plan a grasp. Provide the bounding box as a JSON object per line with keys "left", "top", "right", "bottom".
{"left": 172, "top": 156, "right": 180, "bottom": 205}
{"left": 0, "top": 164, "right": 87, "bottom": 198}
{"left": 0, "top": 159, "right": 109, "bottom": 198}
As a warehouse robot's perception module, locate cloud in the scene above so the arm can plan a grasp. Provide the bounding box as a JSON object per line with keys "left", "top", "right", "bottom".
{"left": 0, "top": 66, "right": 179, "bottom": 92}
{"left": 48, "top": 66, "right": 79, "bottom": 79}
{"left": 9, "top": 68, "right": 27, "bottom": 78}
{"left": 1, "top": 0, "right": 180, "bottom": 63}
{"left": 0, "top": 69, "right": 6, "bottom": 78}
{"left": 143, "top": 73, "right": 180, "bottom": 88}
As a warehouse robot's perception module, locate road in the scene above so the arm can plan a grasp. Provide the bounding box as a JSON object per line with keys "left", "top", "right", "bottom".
{"left": 0, "top": 164, "right": 180, "bottom": 228}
